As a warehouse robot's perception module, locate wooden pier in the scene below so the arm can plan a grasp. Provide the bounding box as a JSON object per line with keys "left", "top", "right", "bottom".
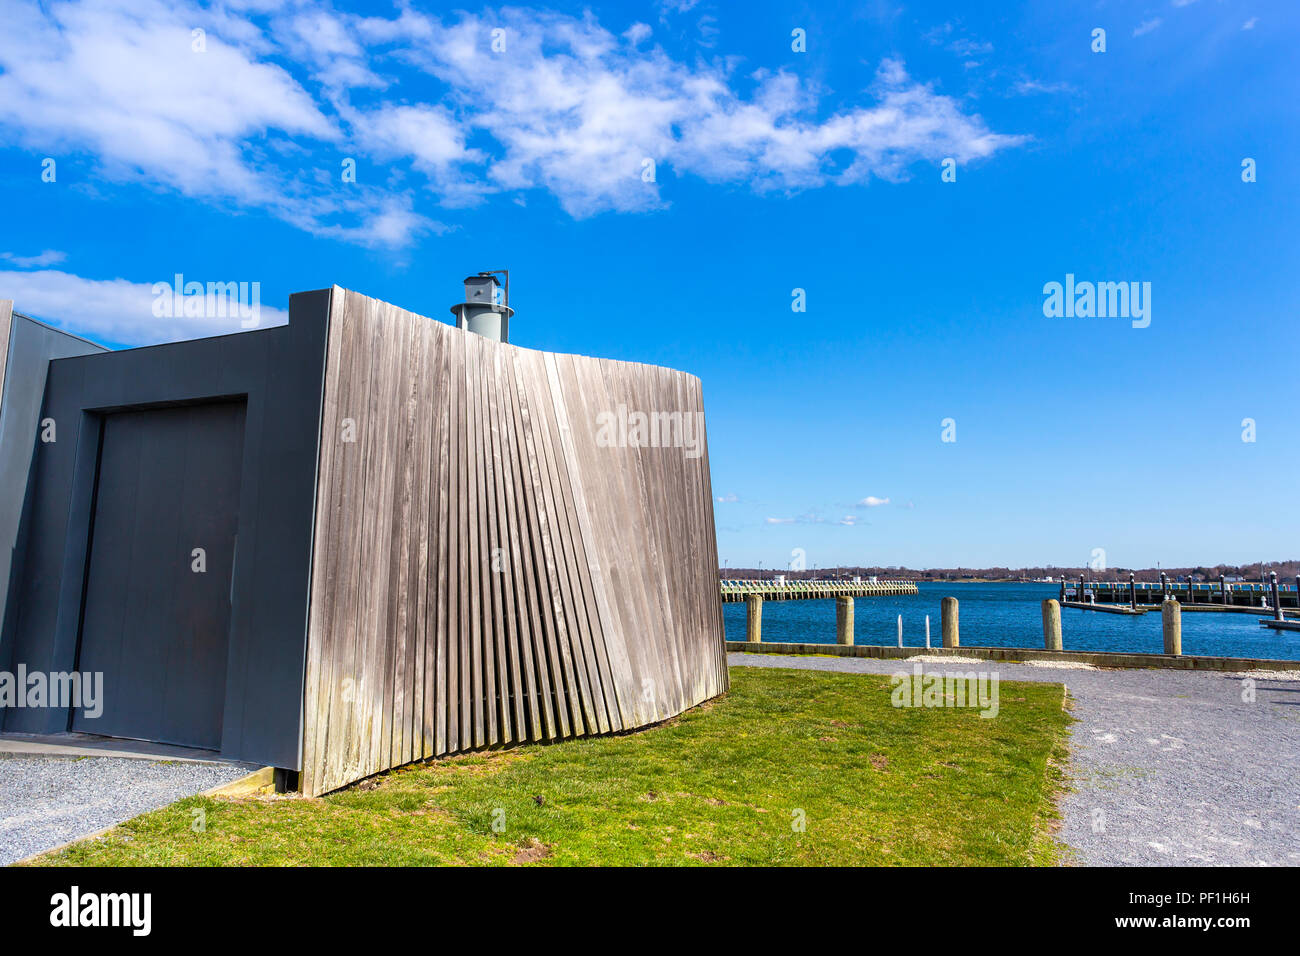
{"left": 1060, "top": 601, "right": 1146, "bottom": 615}
{"left": 719, "top": 579, "right": 917, "bottom": 603}
{"left": 1262, "top": 619, "right": 1300, "bottom": 632}
{"left": 1063, "top": 578, "right": 1300, "bottom": 612}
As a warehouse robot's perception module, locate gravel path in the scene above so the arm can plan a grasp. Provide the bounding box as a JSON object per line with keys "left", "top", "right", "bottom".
{"left": 0, "top": 754, "right": 250, "bottom": 864}
{"left": 730, "top": 652, "right": 1300, "bottom": 866}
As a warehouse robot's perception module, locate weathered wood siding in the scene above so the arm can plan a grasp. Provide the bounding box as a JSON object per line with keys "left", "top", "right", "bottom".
{"left": 0, "top": 300, "right": 13, "bottom": 412}
{"left": 301, "top": 288, "right": 727, "bottom": 795}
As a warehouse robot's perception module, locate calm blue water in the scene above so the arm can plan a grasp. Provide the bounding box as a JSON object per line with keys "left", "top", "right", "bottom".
{"left": 723, "top": 582, "right": 1300, "bottom": 662}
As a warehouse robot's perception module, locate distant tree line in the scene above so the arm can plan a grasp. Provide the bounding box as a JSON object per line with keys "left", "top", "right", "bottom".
{"left": 718, "top": 561, "right": 1300, "bottom": 583}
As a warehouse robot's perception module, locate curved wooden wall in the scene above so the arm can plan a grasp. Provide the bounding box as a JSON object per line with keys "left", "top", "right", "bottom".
{"left": 301, "top": 288, "right": 727, "bottom": 795}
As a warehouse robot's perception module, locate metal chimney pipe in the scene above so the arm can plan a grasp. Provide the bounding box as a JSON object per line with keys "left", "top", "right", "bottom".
{"left": 450, "top": 270, "right": 513, "bottom": 343}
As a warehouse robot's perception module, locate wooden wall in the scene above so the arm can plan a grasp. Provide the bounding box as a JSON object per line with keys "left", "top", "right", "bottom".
{"left": 0, "top": 300, "right": 12, "bottom": 412}
{"left": 301, "top": 288, "right": 727, "bottom": 795}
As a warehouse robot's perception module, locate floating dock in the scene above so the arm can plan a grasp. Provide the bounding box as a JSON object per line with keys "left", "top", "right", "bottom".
{"left": 1060, "top": 601, "right": 1146, "bottom": 615}
{"left": 1260, "top": 619, "right": 1300, "bottom": 632}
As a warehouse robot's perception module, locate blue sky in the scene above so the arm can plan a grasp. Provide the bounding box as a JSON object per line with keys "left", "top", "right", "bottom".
{"left": 1, "top": 0, "right": 1296, "bottom": 570}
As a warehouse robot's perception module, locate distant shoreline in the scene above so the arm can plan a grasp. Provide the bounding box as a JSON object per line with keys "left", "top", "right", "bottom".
{"left": 718, "top": 563, "right": 1300, "bottom": 585}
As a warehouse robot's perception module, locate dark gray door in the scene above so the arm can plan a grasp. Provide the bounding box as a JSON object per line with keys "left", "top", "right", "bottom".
{"left": 73, "top": 402, "right": 246, "bottom": 750}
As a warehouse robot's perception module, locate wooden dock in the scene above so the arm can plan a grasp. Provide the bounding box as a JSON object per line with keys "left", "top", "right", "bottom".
{"left": 719, "top": 580, "right": 917, "bottom": 603}
{"left": 1072, "top": 579, "right": 1300, "bottom": 610}
{"left": 1261, "top": 619, "right": 1300, "bottom": 632}
{"left": 1060, "top": 601, "right": 1146, "bottom": 615}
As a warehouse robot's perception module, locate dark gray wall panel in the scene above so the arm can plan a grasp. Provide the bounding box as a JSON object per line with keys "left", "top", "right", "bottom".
{"left": 0, "top": 291, "right": 332, "bottom": 769}
{"left": 72, "top": 402, "right": 245, "bottom": 749}
{"left": 0, "top": 309, "right": 106, "bottom": 657}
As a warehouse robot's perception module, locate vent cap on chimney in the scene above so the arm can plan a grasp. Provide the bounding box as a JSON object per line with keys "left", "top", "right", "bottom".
{"left": 450, "top": 270, "right": 513, "bottom": 342}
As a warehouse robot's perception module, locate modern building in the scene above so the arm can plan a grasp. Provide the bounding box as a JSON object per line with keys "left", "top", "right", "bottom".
{"left": 0, "top": 283, "right": 728, "bottom": 794}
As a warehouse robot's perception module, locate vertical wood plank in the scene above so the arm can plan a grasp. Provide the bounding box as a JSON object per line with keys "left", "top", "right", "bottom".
{"left": 0, "top": 300, "right": 13, "bottom": 411}
{"left": 301, "top": 289, "right": 728, "bottom": 793}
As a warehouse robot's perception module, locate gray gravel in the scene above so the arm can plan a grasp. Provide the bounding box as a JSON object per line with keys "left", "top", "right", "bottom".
{"left": 0, "top": 754, "right": 250, "bottom": 864}
{"left": 730, "top": 651, "right": 1300, "bottom": 866}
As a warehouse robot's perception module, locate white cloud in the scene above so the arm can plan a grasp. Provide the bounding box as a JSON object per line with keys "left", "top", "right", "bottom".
{"left": 343, "top": 103, "right": 486, "bottom": 205}
{"left": 838, "top": 515, "right": 859, "bottom": 526}
{"left": 288, "top": 9, "right": 366, "bottom": 61}
{"left": 0, "top": 0, "right": 333, "bottom": 206}
{"left": 1011, "top": 78, "right": 1075, "bottom": 96}
{"left": 0, "top": 0, "right": 443, "bottom": 249}
{"left": 1242, "top": 17, "right": 1258, "bottom": 30}
{"left": 297, "top": 195, "right": 444, "bottom": 250}
{"left": 1, "top": 268, "right": 288, "bottom": 346}
{"left": 765, "top": 512, "right": 831, "bottom": 525}
{"left": 0, "top": 2, "right": 1025, "bottom": 241}
{"left": 947, "top": 38, "right": 993, "bottom": 57}
{"left": 282, "top": 8, "right": 385, "bottom": 90}
{"left": 1, "top": 250, "right": 68, "bottom": 268}
{"left": 858, "top": 496, "right": 891, "bottom": 507}
{"left": 656, "top": 0, "right": 702, "bottom": 15}
{"left": 623, "top": 23, "right": 653, "bottom": 45}
{"left": 925, "top": 23, "right": 992, "bottom": 63}
{"left": 1133, "top": 18, "right": 1163, "bottom": 37}
{"left": 716, "top": 493, "right": 739, "bottom": 503}
{"left": 345, "top": 11, "right": 1025, "bottom": 215}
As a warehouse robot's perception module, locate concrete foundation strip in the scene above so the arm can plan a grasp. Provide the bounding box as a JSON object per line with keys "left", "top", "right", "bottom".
{"left": 724, "top": 641, "right": 1300, "bottom": 672}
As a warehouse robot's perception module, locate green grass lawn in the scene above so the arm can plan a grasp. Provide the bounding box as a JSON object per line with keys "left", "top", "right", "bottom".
{"left": 31, "top": 666, "right": 1070, "bottom": 866}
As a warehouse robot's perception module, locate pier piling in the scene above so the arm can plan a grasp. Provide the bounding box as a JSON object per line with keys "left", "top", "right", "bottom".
{"left": 836, "top": 595, "right": 854, "bottom": 646}
{"left": 1042, "top": 599, "right": 1063, "bottom": 650}
{"left": 1270, "top": 572, "right": 1282, "bottom": 621}
{"left": 941, "top": 597, "right": 959, "bottom": 648}
{"left": 1162, "top": 599, "right": 1182, "bottom": 655}
{"left": 745, "top": 593, "right": 763, "bottom": 644}
{"left": 1129, "top": 572, "right": 1137, "bottom": 611}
